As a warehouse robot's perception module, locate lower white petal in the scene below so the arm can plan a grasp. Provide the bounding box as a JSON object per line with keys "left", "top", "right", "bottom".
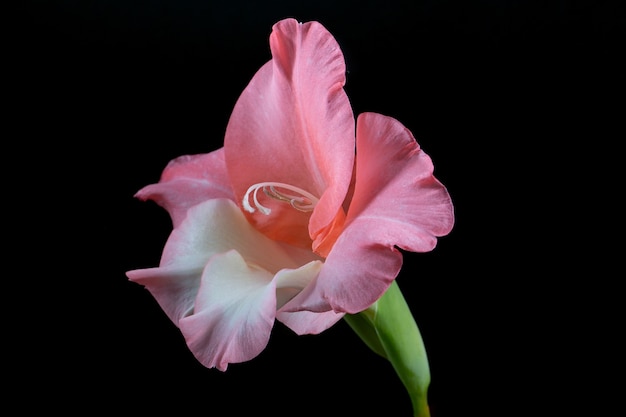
{"left": 179, "top": 250, "right": 276, "bottom": 371}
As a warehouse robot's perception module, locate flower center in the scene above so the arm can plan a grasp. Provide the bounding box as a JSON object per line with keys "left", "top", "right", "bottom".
{"left": 243, "top": 182, "right": 319, "bottom": 215}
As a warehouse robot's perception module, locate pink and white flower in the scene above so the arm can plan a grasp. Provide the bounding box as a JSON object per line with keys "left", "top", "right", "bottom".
{"left": 126, "top": 18, "right": 454, "bottom": 371}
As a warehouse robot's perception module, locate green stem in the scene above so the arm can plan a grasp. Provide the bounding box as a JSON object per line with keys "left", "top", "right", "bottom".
{"left": 344, "top": 280, "right": 431, "bottom": 417}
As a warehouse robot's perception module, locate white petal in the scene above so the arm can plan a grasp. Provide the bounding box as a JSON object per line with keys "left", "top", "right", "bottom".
{"left": 161, "top": 198, "right": 318, "bottom": 273}
{"left": 127, "top": 198, "right": 319, "bottom": 327}
{"left": 274, "top": 260, "right": 323, "bottom": 309}
{"left": 179, "top": 250, "right": 276, "bottom": 371}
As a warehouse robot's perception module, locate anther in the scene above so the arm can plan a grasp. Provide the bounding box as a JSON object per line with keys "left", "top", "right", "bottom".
{"left": 243, "top": 182, "right": 319, "bottom": 215}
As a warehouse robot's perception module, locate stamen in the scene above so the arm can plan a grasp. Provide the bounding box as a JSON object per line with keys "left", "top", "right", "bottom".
{"left": 243, "top": 182, "right": 319, "bottom": 215}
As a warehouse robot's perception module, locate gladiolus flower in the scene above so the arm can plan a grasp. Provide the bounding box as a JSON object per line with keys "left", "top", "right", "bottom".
{"left": 126, "top": 18, "right": 454, "bottom": 373}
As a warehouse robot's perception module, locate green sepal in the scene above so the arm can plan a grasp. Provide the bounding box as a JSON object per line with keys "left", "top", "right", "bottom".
{"left": 343, "top": 305, "right": 388, "bottom": 359}
{"left": 343, "top": 280, "right": 431, "bottom": 417}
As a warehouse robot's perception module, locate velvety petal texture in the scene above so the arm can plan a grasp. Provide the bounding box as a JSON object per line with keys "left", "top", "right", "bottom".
{"left": 282, "top": 113, "right": 454, "bottom": 314}
{"left": 224, "top": 18, "right": 355, "bottom": 250}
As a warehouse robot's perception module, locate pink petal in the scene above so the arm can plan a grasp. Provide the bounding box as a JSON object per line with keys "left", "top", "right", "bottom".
{"left": 282, "top": 112, "right": 454, "bottom": 314}
{"left": 277, "top": 308, "right": 345, "bottom": 335}
{"left": 224, "top": 18, "right": 355, "bottom": 249}
{"left": 135, "top": 149, "right": 234, "bottom": 227}
{"left": 179, "top": 250, "right": 277, "bottom": 371}
{"left": 348, "top": 112, "right": 455, "bottom": 248}
{"left": 280, "top": 225, "right": 403, "bottom": 314}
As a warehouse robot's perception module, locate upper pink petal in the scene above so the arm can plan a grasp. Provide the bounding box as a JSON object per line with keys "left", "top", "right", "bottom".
{"left": 135, "top": 149, "right": 234, "bottom": 227}
{"left": 224, "top": 18, "right": 355, "bottom": 249}
{"left": 348, "top": 112, "right": 455, "bottom": 249}
{"left": 282, "top": 112, "right": 454, "bottom": 314}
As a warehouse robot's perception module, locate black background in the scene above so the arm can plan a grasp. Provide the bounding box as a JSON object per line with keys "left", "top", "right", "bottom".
{"left": 14, "top": 1, "right": 623, "bottom": 416}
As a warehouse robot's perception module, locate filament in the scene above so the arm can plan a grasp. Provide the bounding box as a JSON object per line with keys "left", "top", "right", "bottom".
{"left": 243, "top": 182, "right": 319, "bottom": 215}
